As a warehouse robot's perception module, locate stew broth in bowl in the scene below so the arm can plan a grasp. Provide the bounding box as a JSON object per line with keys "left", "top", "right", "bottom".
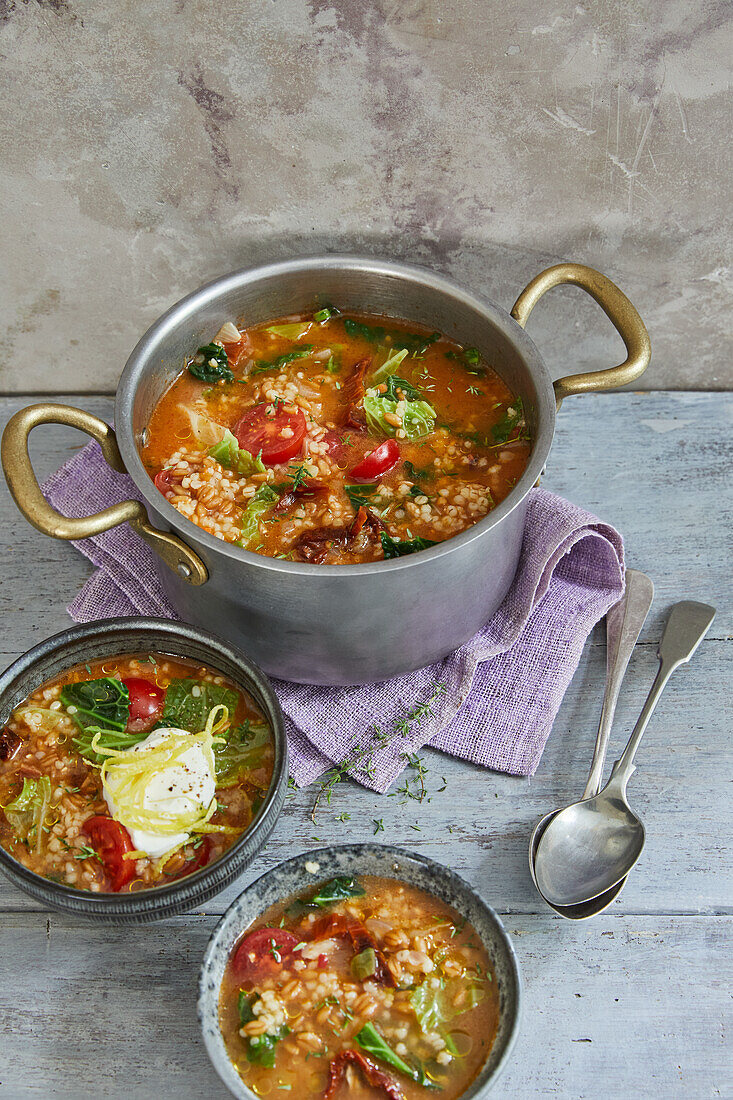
{"left": 142, "top": 309, "right": 531, "bottom": 565}
{"left": 0, "top": 653, "right": 275, "bottom": 892}
{"left": 219, "top": 872, "right": 500, "bottom": 1098}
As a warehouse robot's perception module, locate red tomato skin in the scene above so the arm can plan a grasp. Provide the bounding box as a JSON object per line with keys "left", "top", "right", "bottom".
{"left": 123, "top": 677, "right": 165, "bottom": 733}
{"left": 82, "top": 816, "right": 135, "bottom": 892}
{"left": 233, "top": 927, "right": 300, "bottom": 980}
{"left": 350, "top": 439, "right": 400, "bottom": 482}
{"left": 317, "top": 953, "right": 328, "bottom": 969}
{"left": 233, "top": 403, "right": 307, "bottom": 466}
{"left": 154, "top": 469, "right": 174, "bottom": 494}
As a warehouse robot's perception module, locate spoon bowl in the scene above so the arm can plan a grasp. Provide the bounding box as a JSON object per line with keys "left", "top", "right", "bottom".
{"left": 534, "top": 784, "right": 645, "bottom": 907}
{"left": 529, "top": 810, "right": 627, "bottom": 918}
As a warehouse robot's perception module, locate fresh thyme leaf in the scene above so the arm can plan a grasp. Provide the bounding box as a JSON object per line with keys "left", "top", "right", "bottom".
{"left": 74, "top": 844, "right": 102, "bottom": 863}
{"left": 372, "top": 818, "right": 384, "bottom": 834}
{"left": 287, "top": 463, "right": 311, "bottom": 490}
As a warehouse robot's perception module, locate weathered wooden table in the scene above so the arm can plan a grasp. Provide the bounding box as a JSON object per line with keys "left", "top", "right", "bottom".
{"left": 0, "top": 392, "right": 730, "bottom": 1099}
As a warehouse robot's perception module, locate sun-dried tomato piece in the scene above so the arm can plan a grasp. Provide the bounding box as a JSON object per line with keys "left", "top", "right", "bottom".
{"left": 293, "top": 506, "right": 385, "bottom": 564}
{"left": 274, "top": 480, "right": 329, "bottom": 514}
{"left": 0, "top": 730, "right": 22, "bottom": 762}
{"left": 341, "top": 357, "right": 371, "bottom": 429}
{"left": 323, "top": 1050, "right": 404, "bottom": 1100}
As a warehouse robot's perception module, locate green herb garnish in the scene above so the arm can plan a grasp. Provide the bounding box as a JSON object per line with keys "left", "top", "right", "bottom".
{"left": 356, "top": 1023, "right": 440, "bottom": 1088}
{"left": 344, "top": 320, "right": 440, "bottom": 356}
{"left": 188, "top": 343, "right": 234, "bottom": 384}
{"left": 158, "top": 678, "right": 239, "bottom": 735}
{"left": 381, "top": 532, "right": 438, "bottom": 559}
{"left": 287, "top": 463, "right": 311, "bottom": 490}
{"left": 309, "top": 876, "right": 365, "bottom": 907}
{"left": 238, "top": 994, "right": 289, "bottom": 1068}
{"left": 491, "top": 397, "right": 525, "bottom": 444}
{"left": 214, "top": 719, "right": 271, "bottom": 786}
{"left": 345, "top": 484, "right": 378, "bottom": 511}
{"left": 251, "top": 346, "right": 314, "bottom": 375}
{"left": 404, "top": 460, "right": 434, "bottom": 483}
{"left": 61, "top": 678, "right": 129, "bottom": 734}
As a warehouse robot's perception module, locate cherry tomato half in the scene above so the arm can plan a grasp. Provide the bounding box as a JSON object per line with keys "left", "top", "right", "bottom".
{"left": 154, "top": 469, "right": 174, "bottom": 494}
{"left": 233, "top": 402, "right": 306, "bottom": 465}
{"left": 232, "top": 927, "right": 301, "bottom": 981}
{"left": 123, "top": 677, "right": 165, "bottom": 733}
{"left": 350, "top": 439, "right": 400, "bottom": 481}
{"left": 82, "top": 816, "right": 135, "bottom": 892}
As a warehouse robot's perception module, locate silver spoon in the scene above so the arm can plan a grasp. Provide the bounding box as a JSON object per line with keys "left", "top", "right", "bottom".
{"left": 534, "top": 599, "right": 716, "bottom": 908}
{"left": 529, "top": 569, "right": 654, "bottom": 918}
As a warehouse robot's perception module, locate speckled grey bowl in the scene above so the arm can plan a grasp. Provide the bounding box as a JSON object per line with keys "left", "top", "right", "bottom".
{"left": 0, "top": 617, "right": 288, "bottom": 922}
{"left": 199, "top": 844, "right": 521, "bottom": 1098}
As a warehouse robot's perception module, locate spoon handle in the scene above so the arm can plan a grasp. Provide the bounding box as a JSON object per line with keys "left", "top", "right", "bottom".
{"left": 582, "top": 570, "right": 654, "bottom": 799}
{"left": 608, "top": 600, "right": 716, "bottom": 792}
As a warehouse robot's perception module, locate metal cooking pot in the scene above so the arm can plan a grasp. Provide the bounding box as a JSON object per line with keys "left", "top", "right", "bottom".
{"left": 2, "top": 258, "right": 650, "bottom": 685}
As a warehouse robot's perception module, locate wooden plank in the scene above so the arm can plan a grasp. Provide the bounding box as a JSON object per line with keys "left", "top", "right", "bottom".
{"left": 0, "top": 393, "right": 730, "bottom": 918}
{"left": 0, "top": 913, "right": 728, "bottom": 1099}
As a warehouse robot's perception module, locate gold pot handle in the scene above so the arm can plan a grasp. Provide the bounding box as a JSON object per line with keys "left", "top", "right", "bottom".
{"left": 1, "top": 403, "right": 208, "bottom": 585}
{"left": 511, "top": 263, "right": 651, "bottom": 405}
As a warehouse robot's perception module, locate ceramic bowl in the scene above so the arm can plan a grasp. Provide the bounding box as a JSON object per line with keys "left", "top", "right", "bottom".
{"left": 198, "top": 843, "right": 522, "bottom": 1098}
{"left": 0, "top": 617, "right": 288, "bottom": 922}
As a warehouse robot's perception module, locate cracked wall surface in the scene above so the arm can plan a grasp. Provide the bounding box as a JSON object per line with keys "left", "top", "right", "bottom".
{"left": 1, "top": 0, "right": 731, "bottom": 392}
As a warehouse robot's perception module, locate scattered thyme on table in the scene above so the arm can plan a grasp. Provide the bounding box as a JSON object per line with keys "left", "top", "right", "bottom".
{"left": 310, "top": 681, "right": 446, "bottom": 824}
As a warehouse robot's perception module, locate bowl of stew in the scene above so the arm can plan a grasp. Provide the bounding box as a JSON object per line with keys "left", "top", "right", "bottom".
{"left": 3, "top": 256, "right": 650, "bottom": 684}
{"left": 199, "top": 845, "right": 521, "bottom": 1099}
{"left": 0, "top": 618, "right": 288, "bottom": 921}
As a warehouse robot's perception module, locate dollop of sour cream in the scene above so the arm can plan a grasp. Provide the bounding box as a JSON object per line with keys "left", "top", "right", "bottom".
{"left": 103, "top": 727, "right": 215, "bottom": 859}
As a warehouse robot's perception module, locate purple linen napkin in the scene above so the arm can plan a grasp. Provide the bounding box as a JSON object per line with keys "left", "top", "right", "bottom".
{"left": 42, "top": 440, "right": 624, "bottom": 792}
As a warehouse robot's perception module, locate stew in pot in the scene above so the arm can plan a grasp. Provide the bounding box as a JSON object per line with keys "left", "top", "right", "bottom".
{"left": 142, "top": 309, "right": 531, "bottom": 564}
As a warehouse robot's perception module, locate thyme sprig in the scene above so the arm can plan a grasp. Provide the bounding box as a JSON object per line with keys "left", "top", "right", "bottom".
{"left": 310, "top": 680, "right": 446, "bottom": 822}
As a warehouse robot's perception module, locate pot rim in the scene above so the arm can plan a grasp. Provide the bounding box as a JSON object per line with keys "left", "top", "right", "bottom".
{"left": 116, "top": 254, "right": 556, "bottom": 577}
{"left": 0, "top": 617, "right": 288, "bottom": 918}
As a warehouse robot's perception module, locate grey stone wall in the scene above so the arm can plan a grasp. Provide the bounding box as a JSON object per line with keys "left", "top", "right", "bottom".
{"left": 1, "top": 0, "right": 730, "bottom": 393}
